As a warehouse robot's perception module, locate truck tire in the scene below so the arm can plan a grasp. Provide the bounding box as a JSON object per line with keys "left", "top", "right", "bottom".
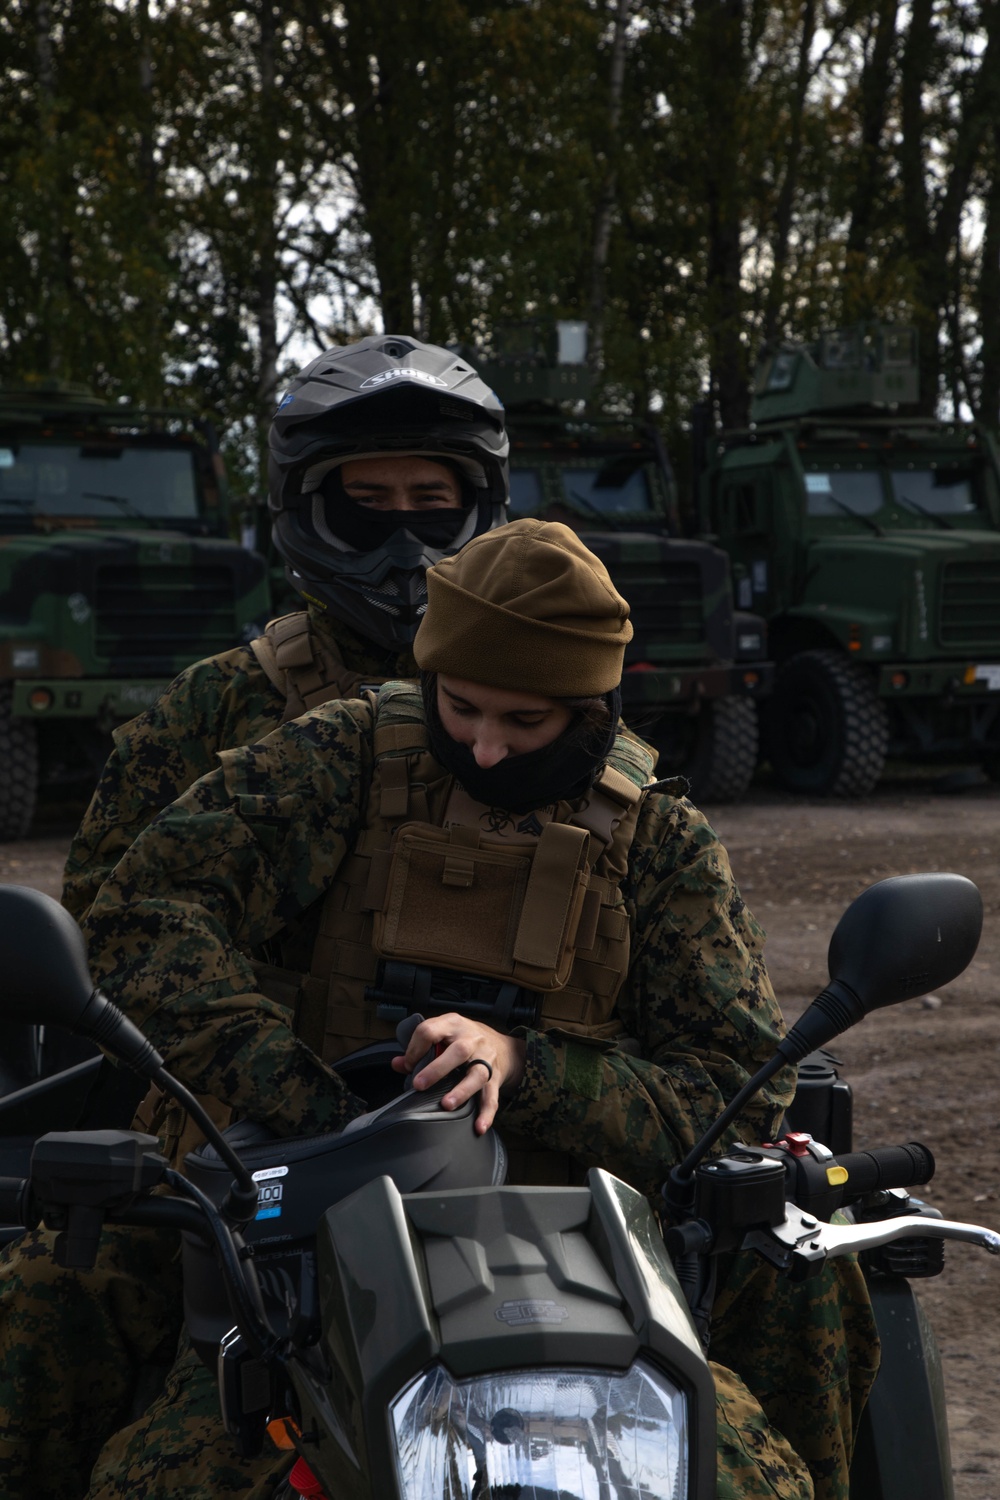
{"left": 653, "top": 696, "right": 759, "bottom": 803}
{"left": 766, "top": 650, "right": 888, "bottom": 797}
{"left": 0, "top": 685, "right": 39, "bottom": 840}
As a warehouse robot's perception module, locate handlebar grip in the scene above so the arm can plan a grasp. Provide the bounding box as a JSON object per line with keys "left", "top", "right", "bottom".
{"left": 0, "top": 1177, "right": 30, "bottom": 1227}
{"left": 837, "top": 1142, "right": 935, "bottom": 1198}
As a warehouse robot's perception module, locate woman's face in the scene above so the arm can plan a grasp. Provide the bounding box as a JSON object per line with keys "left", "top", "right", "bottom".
{"left": 437, "top": 676, "right": 572, "bottom": 768}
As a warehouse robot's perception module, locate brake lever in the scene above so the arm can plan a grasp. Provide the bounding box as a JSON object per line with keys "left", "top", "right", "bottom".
{"left": 745, "top": 1202, "right": 1000, "bottom": 1278}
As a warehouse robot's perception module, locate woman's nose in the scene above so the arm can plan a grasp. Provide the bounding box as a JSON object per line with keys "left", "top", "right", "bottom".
{"left": 471, "top": 731, "right": 508, "bottom": 768}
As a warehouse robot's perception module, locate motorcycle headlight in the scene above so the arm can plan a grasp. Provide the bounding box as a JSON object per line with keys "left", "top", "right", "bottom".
{"left": 389, "top": 1360, "right": 688, "bottom": 1499}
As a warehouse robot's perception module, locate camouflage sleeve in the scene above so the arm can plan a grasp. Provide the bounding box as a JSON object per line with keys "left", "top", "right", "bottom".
{"left": 81, "top": 699, "right": 376, "bottom": 1137}
{"left": 498, "top": 796, "right": 794, "bottom": 1200}
{"left": 62, "top": 647, "right": 286, "bottom": 922}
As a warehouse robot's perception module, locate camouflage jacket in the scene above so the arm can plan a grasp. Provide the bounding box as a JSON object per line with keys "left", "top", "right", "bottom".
{"left": 82, "top": 694, "right": 793, "bottom": 1203}
{"left": 62, "top": 610, "right": 418, "bottom": 922}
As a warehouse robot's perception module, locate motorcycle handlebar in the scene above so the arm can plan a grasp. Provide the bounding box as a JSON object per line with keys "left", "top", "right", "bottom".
{"left": 836, "top": 1141, "right": 935, "bottom": 1200}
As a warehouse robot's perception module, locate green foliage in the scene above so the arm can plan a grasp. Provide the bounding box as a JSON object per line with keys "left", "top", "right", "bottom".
{"left": 2, "top": 0, "right": 1000, "bottom": 496}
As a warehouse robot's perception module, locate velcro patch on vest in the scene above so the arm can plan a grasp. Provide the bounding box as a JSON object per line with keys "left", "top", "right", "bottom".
{"left": 563, "top": 1039, "right": 607, "bottom": 1101}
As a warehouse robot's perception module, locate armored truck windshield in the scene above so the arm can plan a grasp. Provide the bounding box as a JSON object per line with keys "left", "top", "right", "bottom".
{"left": 508, "top": 453, "right": 656, "bottom": 522}
{"left": 0, "top": 439, "right": 202, "bottom": 526}
{"left": 802, "top": 457, "right": 987, "bottom": 526}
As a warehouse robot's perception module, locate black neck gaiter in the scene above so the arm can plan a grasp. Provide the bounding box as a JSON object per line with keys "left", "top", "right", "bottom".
{"left": 421, "top": 673, "right": 622, "bottom": 815}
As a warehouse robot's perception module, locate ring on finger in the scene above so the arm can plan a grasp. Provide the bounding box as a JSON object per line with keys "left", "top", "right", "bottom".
{"left": 467, "top": 1058, "right": 494, "bottom": 1083}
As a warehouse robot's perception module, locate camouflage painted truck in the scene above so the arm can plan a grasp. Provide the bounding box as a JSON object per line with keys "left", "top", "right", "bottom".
{"left": 697, "top": 325, "right": 1000, "bottom": 795}
{"left": 0, "top": 382, "right": 270, "bottom": 839}
{"left": 470, "top": 325, "right": 772, "bottom": 801}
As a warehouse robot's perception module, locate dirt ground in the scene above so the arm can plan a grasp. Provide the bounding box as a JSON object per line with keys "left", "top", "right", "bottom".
{"left": 3, "top": 776, "right": 1000, "bottom": 1496}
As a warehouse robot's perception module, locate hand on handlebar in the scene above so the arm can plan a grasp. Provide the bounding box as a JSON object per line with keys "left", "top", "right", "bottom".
{"left": 391, "top": 1013, "right": 526, "bottom": 1134}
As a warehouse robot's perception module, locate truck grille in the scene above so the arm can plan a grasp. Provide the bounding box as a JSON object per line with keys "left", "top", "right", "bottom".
{"left": 939, "top": 559, "right": 1000, "bottom": 648}
{"left": 616, "top": 560, "right": 705, "bottom": 644}
{"left": 95, "top": 563, "right": 239, "bottom": 661}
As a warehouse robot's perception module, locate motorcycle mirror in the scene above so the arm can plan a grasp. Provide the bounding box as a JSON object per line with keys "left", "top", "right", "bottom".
{"left": 780, "top": 872, "right": 982, "bottom": 1064}
{"left": 0, "top": 887, "right": 261, "bottom": 1218}
{"left": 0, "top": 886, "right": 162, "bottom": 1075}
{"left": 0, "top": 885, "right": 96, "bottom": 1027}
{"left": 827, "top": 872, "right": 982, "bottom": 1011}
{"left": 669, "top": 872, "right": 983, "bottom": 1191}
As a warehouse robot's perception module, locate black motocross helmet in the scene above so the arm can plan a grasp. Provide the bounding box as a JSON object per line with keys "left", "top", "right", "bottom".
{"left": 268, "top": 335, "right": 509, "bottom": 649}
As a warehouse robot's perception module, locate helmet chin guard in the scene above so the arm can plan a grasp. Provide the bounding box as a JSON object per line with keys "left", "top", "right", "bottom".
{"left": 276, "top": 506, "right": 483, "bottom": 651}
{"left": 268, "top": 336, "right": 509, "bottom": 649}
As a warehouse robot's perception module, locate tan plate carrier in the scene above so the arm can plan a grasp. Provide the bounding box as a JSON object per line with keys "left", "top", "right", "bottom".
{"left": 280, "top": 682, "right": 658, "bottom": 1067}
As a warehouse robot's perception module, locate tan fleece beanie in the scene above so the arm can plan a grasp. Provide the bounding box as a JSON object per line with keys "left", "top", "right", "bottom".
{"left": 414, "top": 518, "right": 632, "bottom": 695}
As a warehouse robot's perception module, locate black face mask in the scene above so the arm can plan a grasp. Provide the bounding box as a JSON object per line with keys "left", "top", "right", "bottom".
{"left": 422, "top": 673, "right": 622, "bottom": 815}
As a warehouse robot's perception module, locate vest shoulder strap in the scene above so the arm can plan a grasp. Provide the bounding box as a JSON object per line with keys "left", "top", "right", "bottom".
{"left": 250, "top": 612, "right": 363, "bottom": 723}
{"left": 371, "top": 680, "right": 429, "bottom": 757}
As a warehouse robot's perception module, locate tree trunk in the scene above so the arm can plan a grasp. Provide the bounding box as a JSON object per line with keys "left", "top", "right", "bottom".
{"left": 897, "top": 0, "right": 939, "bottom": 410}
{"left": 698, "top": 0, "right": 749, "bottom": 428}
{"left": 35, "top": 0, "right": 63, "bottom": 378}
{"left": 844, "top": 0, "right": 898, "bottom": 280}
{"left": 255, "top": 0, "right": 280, "bottom": 484}
{"left": 760, "top": 0, "right": 817, "bottom": 348}
{"left": 977, "top": 127, "right": 1000, "bottom": 427}
{"left": 589, "top": 0, "right": 632, "bottom": 376}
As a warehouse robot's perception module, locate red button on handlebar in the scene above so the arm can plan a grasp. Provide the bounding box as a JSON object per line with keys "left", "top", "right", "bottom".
{"left": 783, "top": 1132, "right": 813, "bottom": 1158}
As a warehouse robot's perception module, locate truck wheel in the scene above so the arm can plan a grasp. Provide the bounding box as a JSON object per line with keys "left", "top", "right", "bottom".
{"left": 653, "top": 696, "right": 759, "bottom": 803}
{"left": 0, "top": 685, "right": 39, "bottom": 840}
{"left": 766, "top": 650, "right": 888, "bottom": 796}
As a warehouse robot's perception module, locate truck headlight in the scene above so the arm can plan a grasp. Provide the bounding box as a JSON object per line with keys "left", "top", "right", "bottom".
{"left": 389, "top": 1360, "right": 688, "bottom": 1499}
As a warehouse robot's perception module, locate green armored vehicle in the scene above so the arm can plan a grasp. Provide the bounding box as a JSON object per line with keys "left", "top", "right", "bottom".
{"left": 471, "top": 324, "right": 772, "bottom": 801}
{"left": 0, "top": 382, "right": 270, "bottom": 838}
{"left": 697, "top": 325, "right": 1000, "bottom": 794}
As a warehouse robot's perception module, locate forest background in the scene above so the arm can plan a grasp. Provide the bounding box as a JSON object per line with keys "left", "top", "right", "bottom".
{"left": 3, "top": 0, "right": 1000, "bottom": 503}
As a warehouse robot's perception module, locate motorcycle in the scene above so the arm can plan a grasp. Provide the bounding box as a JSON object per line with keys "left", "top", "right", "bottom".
{"left": 0, "top": 873, "right": 996, "bottom": 1500}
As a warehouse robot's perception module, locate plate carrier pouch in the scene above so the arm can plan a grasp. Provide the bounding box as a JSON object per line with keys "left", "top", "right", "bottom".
{"left": 279, "top": 682, "right": 657, "bottom": 1081}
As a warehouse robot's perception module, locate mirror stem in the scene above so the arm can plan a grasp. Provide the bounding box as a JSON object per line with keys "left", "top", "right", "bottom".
{"left": 72, "top": 990, "right": 259, "bottom": 1219}
{"left": 148, "top": 1066, "right": 258, "bottom": 1220}
{"left": 666, "top": 978, "right": 867, "bottom": 1210}
{"left": 777, "top": 979, "right": 866, "bottom": 1066}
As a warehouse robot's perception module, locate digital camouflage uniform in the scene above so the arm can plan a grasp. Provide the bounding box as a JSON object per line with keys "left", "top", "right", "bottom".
{"left": 62, "top": 610, "right": 418, "bottom": 923}
{"left": 63, "top": 689, "right": 878, "bottom": 1499}
{"left": 0, "top": 609, "right": 419, "bottom": 1500}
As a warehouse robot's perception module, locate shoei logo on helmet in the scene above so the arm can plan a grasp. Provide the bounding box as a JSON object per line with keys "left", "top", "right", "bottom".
{"left": 360, "top": 369, "right": 447, "bottom": 390}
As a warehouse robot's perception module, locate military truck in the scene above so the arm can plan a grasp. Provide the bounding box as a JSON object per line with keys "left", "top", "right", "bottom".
{"left": 697, "top": 325, "right": 1000, "bottom": 795}
{"left": 0, "top": 382, "right": 270, "bottom": 838}
{"left": 470, "top": 324, "right": 772, "bottom": 801}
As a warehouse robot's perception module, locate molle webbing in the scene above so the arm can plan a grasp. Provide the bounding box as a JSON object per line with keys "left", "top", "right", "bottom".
{"left": 250, "top": 612, "right": 375, "bottom": 723}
